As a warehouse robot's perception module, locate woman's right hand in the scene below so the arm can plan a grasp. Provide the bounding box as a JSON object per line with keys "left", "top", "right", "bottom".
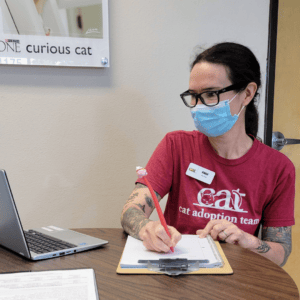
{"left": 139, "top": 220, "right": 182, "bottom": 252}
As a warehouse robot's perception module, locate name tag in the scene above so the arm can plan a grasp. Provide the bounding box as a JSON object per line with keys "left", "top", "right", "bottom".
{"left": 186, "top": 163, "right": 215, "bottom": 185}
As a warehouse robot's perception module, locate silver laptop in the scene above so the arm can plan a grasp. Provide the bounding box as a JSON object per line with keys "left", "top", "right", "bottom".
{"left": 0, "top": 170, "right": 108, "bottom": 260}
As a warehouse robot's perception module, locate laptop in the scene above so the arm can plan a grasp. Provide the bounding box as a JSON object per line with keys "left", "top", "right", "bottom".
{"left": 0, "top": 170, "right": 108, "bottom": 260}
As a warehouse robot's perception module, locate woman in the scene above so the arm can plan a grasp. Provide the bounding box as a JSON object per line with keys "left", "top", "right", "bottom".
{"left": 121, "top": 42, "right": 295, "bottom": 267}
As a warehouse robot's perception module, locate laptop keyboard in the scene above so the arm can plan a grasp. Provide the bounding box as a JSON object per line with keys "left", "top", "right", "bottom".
{"left": 24, "top": 230, "right": 77, "bottom": 254}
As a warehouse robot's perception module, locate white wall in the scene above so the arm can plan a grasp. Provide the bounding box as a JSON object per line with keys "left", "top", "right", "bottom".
{"left": 0, "top": 0, "right": 270, "bottom": 229}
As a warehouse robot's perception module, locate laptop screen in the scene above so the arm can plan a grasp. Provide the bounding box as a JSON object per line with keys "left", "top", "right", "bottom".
{"left": 0, "top": 170, "right": 31, "bottom": 258}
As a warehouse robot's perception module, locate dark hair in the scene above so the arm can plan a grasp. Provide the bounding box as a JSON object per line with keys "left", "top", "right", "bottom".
{"left": 191, "top": 42, "right": 261, "bottom": 138}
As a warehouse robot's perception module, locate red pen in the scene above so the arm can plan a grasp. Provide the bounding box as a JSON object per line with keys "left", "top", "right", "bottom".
{"left": 136, "top": 167, "right": 174, "bottom": 252}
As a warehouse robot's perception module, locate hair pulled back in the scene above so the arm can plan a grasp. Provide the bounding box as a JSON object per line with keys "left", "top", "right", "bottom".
{"left": 191, "top": 42, "right": 261, "bottom": 138}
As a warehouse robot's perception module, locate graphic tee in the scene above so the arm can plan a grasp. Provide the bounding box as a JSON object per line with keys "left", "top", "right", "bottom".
{"left": 136, "top": 131, "right": 295, "bottom": 236}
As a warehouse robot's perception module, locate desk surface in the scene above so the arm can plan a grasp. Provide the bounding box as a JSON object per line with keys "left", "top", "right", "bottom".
{"left": 0, "top": 228, "right": 298, "bottom": 300}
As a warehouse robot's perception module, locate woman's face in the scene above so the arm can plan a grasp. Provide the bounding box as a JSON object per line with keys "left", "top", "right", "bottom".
{"left": 189, "top": 62, "right": 243, "bottom": 115}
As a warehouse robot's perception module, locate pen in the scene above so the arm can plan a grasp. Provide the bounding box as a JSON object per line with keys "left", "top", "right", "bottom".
{"left": 136, "top": 167, "right": 174, "bottom": 252}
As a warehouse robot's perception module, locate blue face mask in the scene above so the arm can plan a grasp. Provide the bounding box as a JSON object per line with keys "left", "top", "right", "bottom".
{"left": 190, "top": 94, "right": 244, "bottom": 137}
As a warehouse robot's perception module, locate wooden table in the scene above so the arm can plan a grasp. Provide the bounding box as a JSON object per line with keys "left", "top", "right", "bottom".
{"left": 0, "top": 228, "right": 298, "bottom": 299}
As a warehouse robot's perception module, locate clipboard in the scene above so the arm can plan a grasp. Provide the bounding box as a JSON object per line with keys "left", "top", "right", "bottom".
{"left": 116, "top": 236, "right": 233, "bottom": 275}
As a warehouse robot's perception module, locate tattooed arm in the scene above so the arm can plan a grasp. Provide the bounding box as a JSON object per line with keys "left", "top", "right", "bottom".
{"left": 121, "top": 183, "right": 157, "bottom": 239}
{"left": 253, "top": 226, "right": 292, "bottom": 267}
{"left": 121, "top": 183, "right": 181, "bottom": 252}
{"left": 197, "top": 219, "right": 292, "bottom": 267}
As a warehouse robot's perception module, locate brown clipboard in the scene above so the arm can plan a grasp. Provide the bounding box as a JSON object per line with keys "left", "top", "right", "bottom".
{"left": 116, "top": 241, "right": 233, "bottom": 275}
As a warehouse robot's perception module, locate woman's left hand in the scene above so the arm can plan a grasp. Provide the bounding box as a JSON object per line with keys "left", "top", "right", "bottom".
{"left": 196, "top": 219, "right": 258, "bottom": 249}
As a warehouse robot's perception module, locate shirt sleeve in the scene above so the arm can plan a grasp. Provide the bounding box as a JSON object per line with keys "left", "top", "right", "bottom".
{"left": 136, "top": 134, "right": 174, "bottom": 198}
{"left": 262, "top": 163, "right": 295, "bottom": 227}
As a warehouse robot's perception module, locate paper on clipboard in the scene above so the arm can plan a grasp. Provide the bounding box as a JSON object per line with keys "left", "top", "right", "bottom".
{"left": 120, "top": 235, "right": 223, "bottom": 269}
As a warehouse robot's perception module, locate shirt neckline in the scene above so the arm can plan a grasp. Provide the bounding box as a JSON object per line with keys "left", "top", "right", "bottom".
{"left": 201, "top": 132, "right": 259, "bottom": 166}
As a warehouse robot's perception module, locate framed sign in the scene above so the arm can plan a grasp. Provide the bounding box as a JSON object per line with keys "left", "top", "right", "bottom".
{"left": 0, "top": 0, "right": 109, "bottom": 67}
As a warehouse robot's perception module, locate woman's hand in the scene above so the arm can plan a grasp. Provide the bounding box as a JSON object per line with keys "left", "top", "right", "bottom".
{"left": 196, "top": 219, "right": 259, "bottom": 249}
{"left": 139, "top": 220, "right": 182, "bottom": 252}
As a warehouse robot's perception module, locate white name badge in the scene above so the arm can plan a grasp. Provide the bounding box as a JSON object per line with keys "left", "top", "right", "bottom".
{"left": 186, "top": 163, "right": 215, "bottom": 185}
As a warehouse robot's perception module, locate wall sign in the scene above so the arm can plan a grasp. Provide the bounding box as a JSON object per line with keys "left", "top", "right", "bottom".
{"left": 0, "top": 0, "right": 109, "bottom": 67}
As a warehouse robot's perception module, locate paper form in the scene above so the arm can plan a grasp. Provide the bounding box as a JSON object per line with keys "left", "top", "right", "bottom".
{"left": 0, "top": 269, "right": 98, "bottom": 300}
{"left": 120, "top": 235, "right": 222, "bottom": 268}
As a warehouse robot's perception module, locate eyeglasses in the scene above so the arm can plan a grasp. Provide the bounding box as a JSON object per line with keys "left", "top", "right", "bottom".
{"left": 180, "top": 82, "right": 247, "bottom": 108}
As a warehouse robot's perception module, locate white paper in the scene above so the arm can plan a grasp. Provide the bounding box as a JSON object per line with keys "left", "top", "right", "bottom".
{"left": 120, "top": 235, "right": 222, "bottom": 268}
{"left": 0, "top": 269, "right": 98, "bottom": 300}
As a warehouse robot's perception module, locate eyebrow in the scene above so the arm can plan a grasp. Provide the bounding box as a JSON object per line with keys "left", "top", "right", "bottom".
{"left": 188, "top": 87, "right": 223, "bottom": 93}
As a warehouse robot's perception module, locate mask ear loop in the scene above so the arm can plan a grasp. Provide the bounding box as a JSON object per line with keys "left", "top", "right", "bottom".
{"left": 237, "top": 105, "right": 245, "bottom": 116}
{"left": 228, "top": 93, "right": 239, "bottom": 103}
{"left": 228, "top": 92, "right": 245, "bottom": 116}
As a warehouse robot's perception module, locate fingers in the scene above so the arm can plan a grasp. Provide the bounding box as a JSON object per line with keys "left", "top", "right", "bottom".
{"left": 219, "top": 230, "right": 230, "bottom": 241}
{"left": 197, "top": 220, "right": 242, "bottom": 245}
{"left": 220, "top": 227, "right": 244, "bottom": 245}
{"left": 211, "top": 224, "right": 233, "bottom": 240}
{"left": 168, "top": 226, "right": 182, "bottom": 245}
{"left": 198, "top": 220, "right": 228, "bottom": 239}
{"left": 142, "top": 236, "right": 170, "bottom": 253}
{"left": 140, "top": 221, "right": 182, "bottom": 253}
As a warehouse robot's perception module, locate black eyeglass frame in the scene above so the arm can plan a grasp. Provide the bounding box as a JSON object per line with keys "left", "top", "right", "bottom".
{"left": 180, "top": 82, "right": 248, "bottom": 108}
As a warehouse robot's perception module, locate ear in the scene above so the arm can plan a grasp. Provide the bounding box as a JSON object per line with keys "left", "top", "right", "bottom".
{"left": 242, "top": 82, "right": 257, "bottom": 106}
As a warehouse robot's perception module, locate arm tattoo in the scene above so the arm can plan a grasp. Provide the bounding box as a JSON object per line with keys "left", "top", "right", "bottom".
{"left": 262, "top": 226, "right": 292, "bottom": 267}
{"left": 136, "top": 183, "right": 161, "bottom": 199}
{"left": 256, "top": 240, "right": 271, "bottom": 253}
{"left": 135, "top": 183, "right": 160, "bottom": 210}
{"left": 145, "top": 196, "right": 154, "bottom": 209}
{"left": 135, "top": 183, "right": 147, "bottom": 190}
{"left": 127, "top": 192, "right": 139, "bottom": 203}
{"left": 121, "top": 183, "right": 161, "bottom": 240}
{"left": 137, "top": 203, "right": 146, "bottom": 213}
{"left": 121, "top": 207, "right": 151, "bottom": 240}
{"left": 122, "top": 207, "right": 151, "bottom": 239}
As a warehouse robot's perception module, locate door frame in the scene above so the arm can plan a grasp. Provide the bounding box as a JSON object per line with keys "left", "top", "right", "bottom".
{"left": 264, "top": 0, "right": 279, "bottom": 146}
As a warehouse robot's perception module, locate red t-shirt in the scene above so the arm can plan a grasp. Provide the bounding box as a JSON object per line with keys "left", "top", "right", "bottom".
{"left": 137, "top": 131, "right": 295, "bottom": 236}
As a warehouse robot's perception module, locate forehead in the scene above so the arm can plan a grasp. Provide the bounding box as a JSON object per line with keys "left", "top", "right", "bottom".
{"left": 189, "top": 62, "right": 231, "bottom": 90}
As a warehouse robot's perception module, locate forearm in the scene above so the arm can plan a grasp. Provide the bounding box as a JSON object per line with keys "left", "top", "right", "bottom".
{"left": 246, "top": 236, "right": 287, "bottom": 266}
{"left": 121, "top": 183, "right": 158, "bottom": 239}
{"left": 244, "top": 226, "right": 291, "bottom": 267}
{"left": 198, "top": 220, "right": 292, "bottom": 267}
{"left": 121, "top": 204, "right": 151, "bottom": 240}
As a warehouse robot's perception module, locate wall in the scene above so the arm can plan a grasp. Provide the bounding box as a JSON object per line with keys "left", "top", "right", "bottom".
{"left": 0, "top": 0, "right": 270, "bottom": 229}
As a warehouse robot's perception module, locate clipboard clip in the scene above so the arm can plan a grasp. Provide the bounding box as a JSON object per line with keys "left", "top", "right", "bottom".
{"left": 138, "top": 258, "right": 208, "bottom": 276}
